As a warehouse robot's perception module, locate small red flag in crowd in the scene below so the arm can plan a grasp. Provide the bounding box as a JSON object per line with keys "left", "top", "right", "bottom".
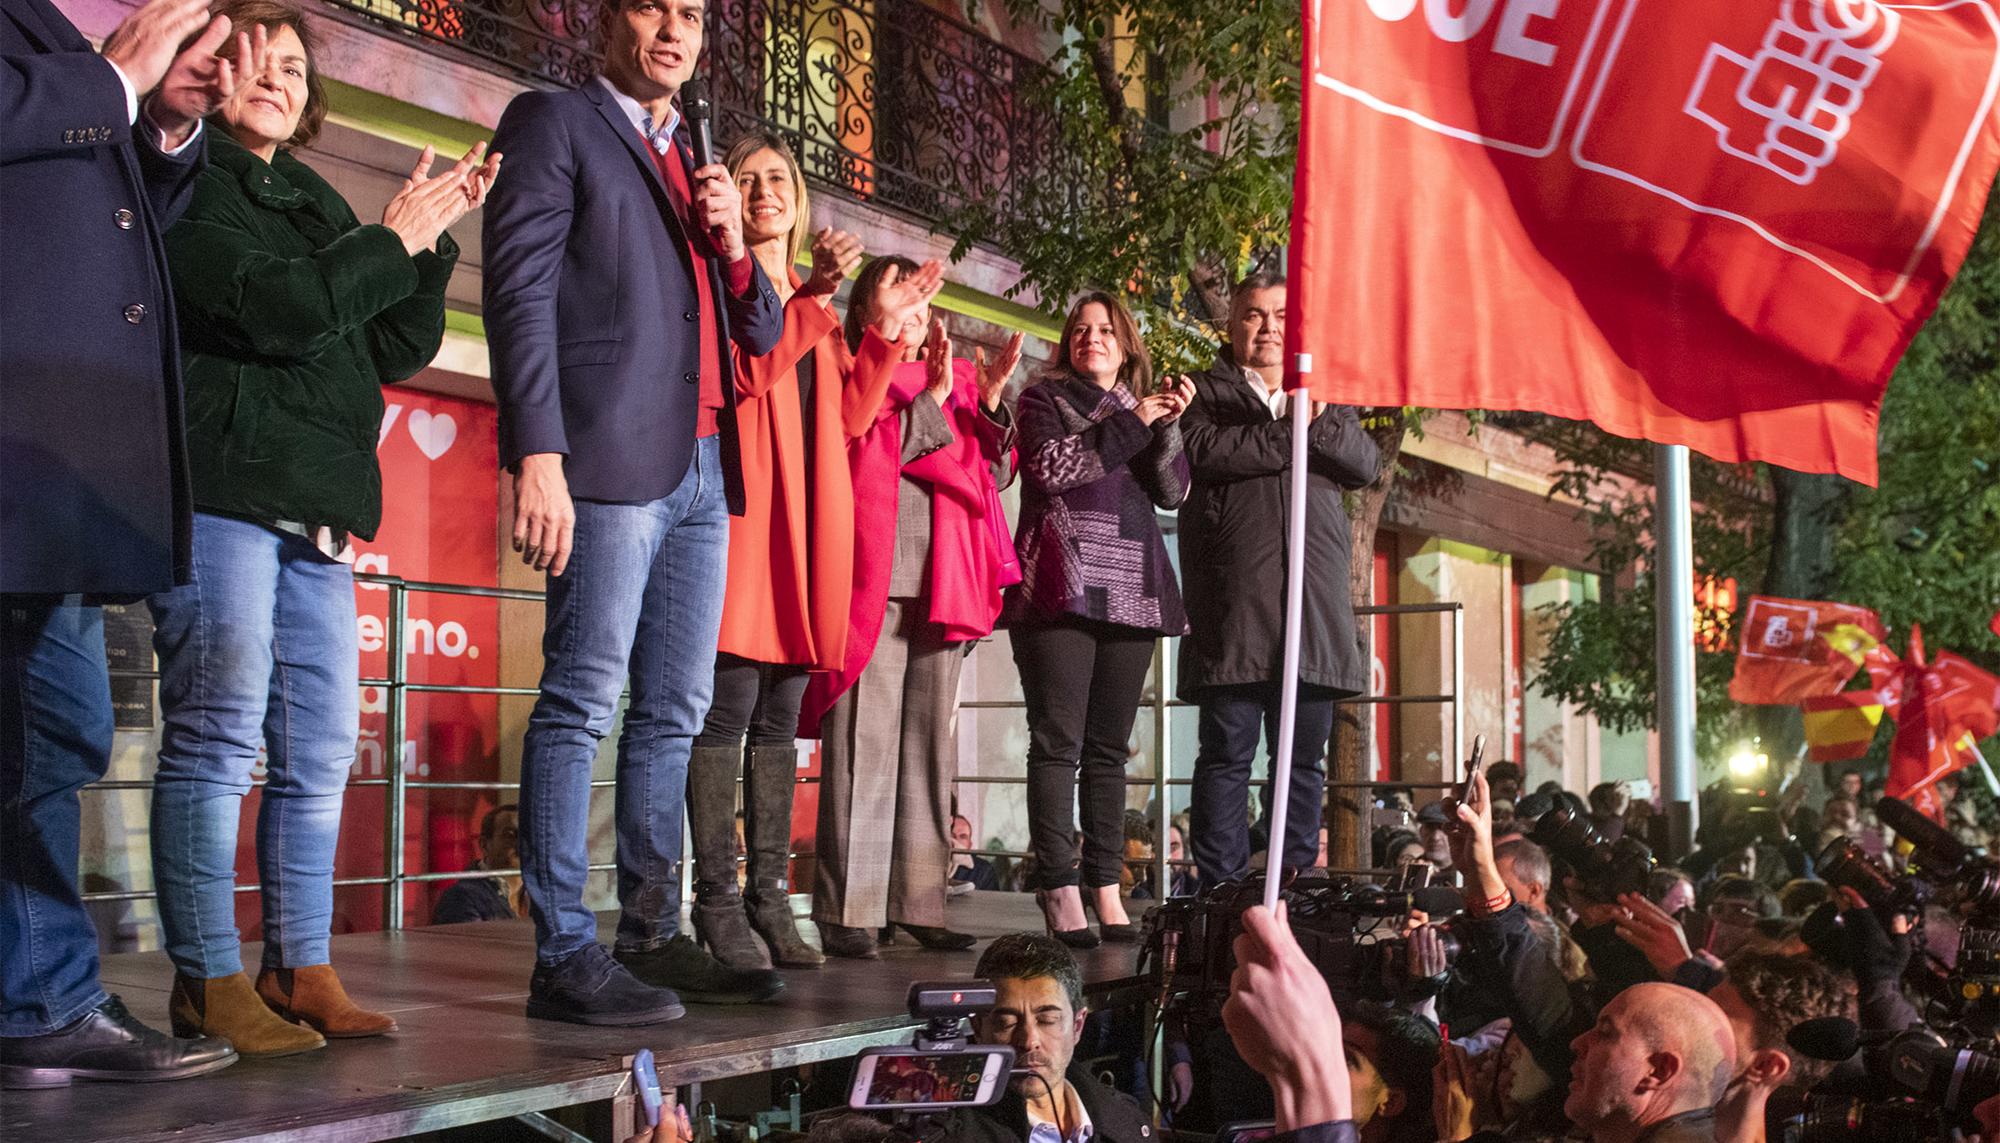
{"left": 1287, "top": 0, "right": 2000, "bottom": 484}
{"left": 1884, "top": 626, "right": 2000, "bottom": 798}
{"left": 1728, "top": 596, "right": 1892, "bottom": 705}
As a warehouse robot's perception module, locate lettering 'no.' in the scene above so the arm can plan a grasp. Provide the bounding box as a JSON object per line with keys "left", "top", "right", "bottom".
{"left": 1362, "top": 0, "right": 1564, "bottom": 66}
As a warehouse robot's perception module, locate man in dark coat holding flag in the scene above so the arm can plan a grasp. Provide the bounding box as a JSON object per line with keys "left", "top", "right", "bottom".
{"left": 1176, "top": 270, "right": 1380, "bottom": 886}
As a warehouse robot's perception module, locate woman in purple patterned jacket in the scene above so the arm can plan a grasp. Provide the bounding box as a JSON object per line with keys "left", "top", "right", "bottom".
{"left": 1003, "top": 291, "right": 1196, "bottom": 947}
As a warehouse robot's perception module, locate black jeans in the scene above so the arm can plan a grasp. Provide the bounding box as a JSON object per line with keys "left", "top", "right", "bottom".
{"left": 1190, "top": 681, "right": 1335, "bottom": 884}
{"left": 696, "top": 653, "right": 808, "bottom": 747}
{"left": 1011, "top": 619, "right": 1156, "bottom": 891}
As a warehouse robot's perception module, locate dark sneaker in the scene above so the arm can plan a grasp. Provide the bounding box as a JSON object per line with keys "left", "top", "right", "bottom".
{"left": 526, "top": 944, "right": 685, "bottom": 1027}
{"left": 617, "top": 934, "right": 785, "bottom": 1005}
{"left": 0, "top": 996, "right": 238, "bottom": 1089}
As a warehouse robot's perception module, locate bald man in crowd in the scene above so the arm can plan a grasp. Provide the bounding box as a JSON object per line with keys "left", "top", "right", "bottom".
{"left": 1564, "top": 983, "right": 1737, "bottom": 1143}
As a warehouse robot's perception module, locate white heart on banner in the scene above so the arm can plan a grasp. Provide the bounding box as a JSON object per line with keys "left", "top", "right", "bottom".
{"left": 407, "top": 408, "right": 457, "bottom": 460}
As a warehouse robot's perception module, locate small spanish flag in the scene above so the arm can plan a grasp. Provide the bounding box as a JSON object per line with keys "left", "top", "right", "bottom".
{"left": 1801, "top": 691, "right": 1887, "bottom": 763}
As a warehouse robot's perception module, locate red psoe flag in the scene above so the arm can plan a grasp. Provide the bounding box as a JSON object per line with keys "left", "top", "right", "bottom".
{"left": 1286, "top": 0, "right": 2000, "bottom": 484}
{"left": 1728, "top": 595, "right": 1891, "bottom": 704}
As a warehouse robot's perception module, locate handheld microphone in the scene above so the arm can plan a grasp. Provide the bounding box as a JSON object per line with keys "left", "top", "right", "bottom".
{"left": 678, "top": 77, "right": 725, "bottom": 247}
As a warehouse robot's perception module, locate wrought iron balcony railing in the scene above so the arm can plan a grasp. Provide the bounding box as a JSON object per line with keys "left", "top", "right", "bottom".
{"left": 322, "top": 0, "right": 1075, "bottom": 230}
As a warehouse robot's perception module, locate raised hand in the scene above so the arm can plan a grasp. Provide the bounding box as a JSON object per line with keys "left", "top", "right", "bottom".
{"left": 690, "top": 163, "right": 745, "bottom": 260}
{"left": 974, "top": 331, "right": 1024, "bottom": 412}
{"left": 801, "top": 228, "right": 864, "bottom": 298}
{"left": 1223, "top": 903, "right": 1353, "bottom": 1131}
{"left": 101, "top": 0, "right": 215, "bottom": 98}
{"left": 140, "top": 13, "right": 270, "bottom": 147}
{"left": 1433, "top": 1043, "right": 1479, "bottom": 1143}
{"left": 1613, "top": 891, "right": 1695, "bottom": 977}
{"left": 872, "top": 259, "right": 946, "bottom": 342}
{"left": 383, "top": 142, "right": 488, "bottom": 256}
{"left": 922, "top": 316, "right": 954, "bottom": 406}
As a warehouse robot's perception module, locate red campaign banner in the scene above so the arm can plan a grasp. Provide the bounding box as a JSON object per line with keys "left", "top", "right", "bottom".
{"left": 233, "top": 391, "right": 500, "bottom": 938}
{"left": 1288, "top": 0, "right": 2000, "bottom": 485}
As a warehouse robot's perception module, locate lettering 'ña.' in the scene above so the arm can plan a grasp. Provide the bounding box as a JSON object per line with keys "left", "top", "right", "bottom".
{"left": 1362, "top": 0, "right": 1564, "bottom": 66}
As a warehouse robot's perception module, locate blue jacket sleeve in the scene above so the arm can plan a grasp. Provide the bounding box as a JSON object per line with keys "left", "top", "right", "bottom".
{"left": 0, "top": 49, "right": 127, "bottom": 164}
{"left": 725, "top": 257, "right": 782, "bottom": 356}
{"left": 482, "top": 92, "right": 576, "bottom": 467}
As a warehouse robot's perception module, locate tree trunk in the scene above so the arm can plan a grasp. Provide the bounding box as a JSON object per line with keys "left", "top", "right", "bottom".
{"left": 1329, "top": 412, "right": 1409, "bottom": 870}
{"left": 1752, "top": 467, "right": 1855, "bottom": 783}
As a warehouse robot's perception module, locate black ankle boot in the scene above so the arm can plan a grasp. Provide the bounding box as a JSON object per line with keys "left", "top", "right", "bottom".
{"left": 816, "top": 922, "right": 878, "bottom": 959}
{"left": 744, "top": 743, "right": 824, "bottom": 968}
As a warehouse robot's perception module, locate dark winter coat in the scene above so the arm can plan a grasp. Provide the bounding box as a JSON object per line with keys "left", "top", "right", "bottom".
{"left": 1175, "top": 352, "right": 1380, "bottom": 699}
{"left": 165, "top": 130, "right": 457, "bottom": 540}
{"left": 1, "top": 0, "right": 204, "bottom": 595}
{"left": 1002, "top": 374, "right": 1190, "bottom": 636}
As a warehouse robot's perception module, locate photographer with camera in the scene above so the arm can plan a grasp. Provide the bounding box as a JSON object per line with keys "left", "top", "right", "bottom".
{"left": 917, "top": 935, "right": 1153, "bottom": 1143}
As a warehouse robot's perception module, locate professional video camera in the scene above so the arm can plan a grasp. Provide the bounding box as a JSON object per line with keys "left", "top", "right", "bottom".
{"left": 846, "top": 983, "right": 1015, "bottom": 1111}
{"left": 1767, "top": 1014, "right": 2000, "bottom": 1143}
{"left": 1141, "top": 867, "right": 1467, "bottom": 1025}
{"left": 1816, "top": 796, "right": 2000, "bottom": 1034}
{"left": 1529, "top": 801, "right": 1656, "bottom": 902}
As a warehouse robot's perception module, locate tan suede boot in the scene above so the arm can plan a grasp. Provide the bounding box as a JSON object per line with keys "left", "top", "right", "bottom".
{"left": 170, "top": 972, "right": 325, "bottom": 1058}
{"left": 256, "top": 964, "right": 398, "bottom": 1038}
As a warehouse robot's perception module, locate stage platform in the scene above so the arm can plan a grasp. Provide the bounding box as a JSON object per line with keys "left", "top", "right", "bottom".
{"left": 0, "top": 892, "right": 1146, "bottom": 1143}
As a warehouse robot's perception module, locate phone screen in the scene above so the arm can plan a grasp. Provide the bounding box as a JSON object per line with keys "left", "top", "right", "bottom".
{"left": 851, "top": 1049, "right": 1008, "bottom": 1108}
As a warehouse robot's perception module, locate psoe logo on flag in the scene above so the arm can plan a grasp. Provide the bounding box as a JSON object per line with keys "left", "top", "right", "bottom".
{"left": 1684, "top": 0, "right": 1901, "bottom": 186}
{"left": 1571, "top": 0, "right": 2000, "bottom": 303}
{"left": 1740, "top": 598, "right": 1820, "bottom": 660}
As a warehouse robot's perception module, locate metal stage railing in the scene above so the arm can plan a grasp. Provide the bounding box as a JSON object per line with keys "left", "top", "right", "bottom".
{"left": 82, "top": 573, "right": 1462, "bottom": 930}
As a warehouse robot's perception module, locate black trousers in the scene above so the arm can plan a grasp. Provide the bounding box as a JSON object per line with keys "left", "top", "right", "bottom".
{"left": 1010, "top": 619, "right": 1156, "bottom": 891}
{"left": 1190, "top": 681, "right": 1336, "bottom": 885}
{"left": 696, "top": 652, "right": 808, "bottom": 747}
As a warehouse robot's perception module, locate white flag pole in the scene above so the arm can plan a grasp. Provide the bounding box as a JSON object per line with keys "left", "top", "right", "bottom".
{"left": 1262, "top": 383, "right": 1314, "bottom": 913}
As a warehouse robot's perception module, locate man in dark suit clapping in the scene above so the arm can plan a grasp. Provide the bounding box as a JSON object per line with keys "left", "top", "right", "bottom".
{"left": 1, "top": 0, "right": 267, "bottom": 1088}
{"left": 484, "top": 0, "right": 785, "bottom": 1026}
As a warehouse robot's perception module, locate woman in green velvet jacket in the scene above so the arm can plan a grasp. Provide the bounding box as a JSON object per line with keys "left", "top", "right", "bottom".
{"left": 148, "top": 0, "right": 497, "bottom": 1060}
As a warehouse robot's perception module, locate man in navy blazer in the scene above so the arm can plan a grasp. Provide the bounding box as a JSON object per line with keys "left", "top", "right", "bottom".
{"left": 1, "top": 0, "right": 263, "bottom": 1088}
{"left": 484, "top": 0, "right": 785, "bottom": 1026}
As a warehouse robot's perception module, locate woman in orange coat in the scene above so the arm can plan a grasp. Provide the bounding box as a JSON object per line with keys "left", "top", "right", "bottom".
{"left": 687, "top": 131, "right": 945, "bottom": 973}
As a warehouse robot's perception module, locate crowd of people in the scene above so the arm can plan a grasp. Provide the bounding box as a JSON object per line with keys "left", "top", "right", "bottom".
{"left": 2, "top": 0, "right": 1379, "bottom": 1088}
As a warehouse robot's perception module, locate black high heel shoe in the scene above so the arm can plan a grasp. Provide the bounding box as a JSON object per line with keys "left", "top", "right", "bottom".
{"left": 1083, "top": 890, "right": 1140, "bottom": 943}
{"left": 1035, "top": 890, "right": 1100, "bottom": 950}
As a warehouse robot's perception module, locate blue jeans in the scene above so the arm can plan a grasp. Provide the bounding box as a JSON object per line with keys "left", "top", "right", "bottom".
{"left": 0, "top": 596, "right": 115, "bottom": 1036}
{"left": 520, "top": 437, "right": 729, "bottom": 965}
{"left": 1190, "top": 682, "right": 1336, "bottom": 885}
{"left": 148, "top": 512, "right": 360, "bottom": 979}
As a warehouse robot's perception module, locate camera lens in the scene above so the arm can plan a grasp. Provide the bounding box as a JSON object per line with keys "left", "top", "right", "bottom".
{"left": 1818, "top": 837, "right": 1903, "bottom": 913}
{"left": 1530, "top": 804, "right": 1604, "bottom": 861}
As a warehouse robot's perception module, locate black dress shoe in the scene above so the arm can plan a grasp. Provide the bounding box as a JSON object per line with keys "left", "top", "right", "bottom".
{"left": 527, "top": 944, "right": 685, "bottom": 1026}
{"left": 0, "top": 996, "right": 237, "bottom": 1089}
{"left": 895, "top": 923, "right": 978, "bottom": 951}
{"left": 817, "top": 922, "right": 879, "bottom": 959}
{"left": 618, "top": 934, "right": 785, "bottom": 1004}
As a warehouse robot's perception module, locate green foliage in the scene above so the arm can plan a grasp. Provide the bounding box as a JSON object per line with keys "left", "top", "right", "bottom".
{"left": 1529, "top": 207, "right": 2000, "bottom": 757}
{"left": 950, "top": 0, "right": 1300, "bottom": 368}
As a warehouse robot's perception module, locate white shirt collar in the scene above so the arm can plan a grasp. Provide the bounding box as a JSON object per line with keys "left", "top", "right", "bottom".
{"left": 596, "top": 75, "right": 682, "bottom": 153}
{"left": 1026, "top": 1084, "right": 1094, "bottom": 1143}
{"left": 1235, "top": 359, "right": 1288, "bottom": 418}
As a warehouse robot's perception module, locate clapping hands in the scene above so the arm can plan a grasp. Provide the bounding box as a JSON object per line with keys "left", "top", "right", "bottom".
{"left": 382, "top": 141, "right": 501, "bottom": 257}
{"left": 1135, "top": 375, "right": 1196, "bottom": 426}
